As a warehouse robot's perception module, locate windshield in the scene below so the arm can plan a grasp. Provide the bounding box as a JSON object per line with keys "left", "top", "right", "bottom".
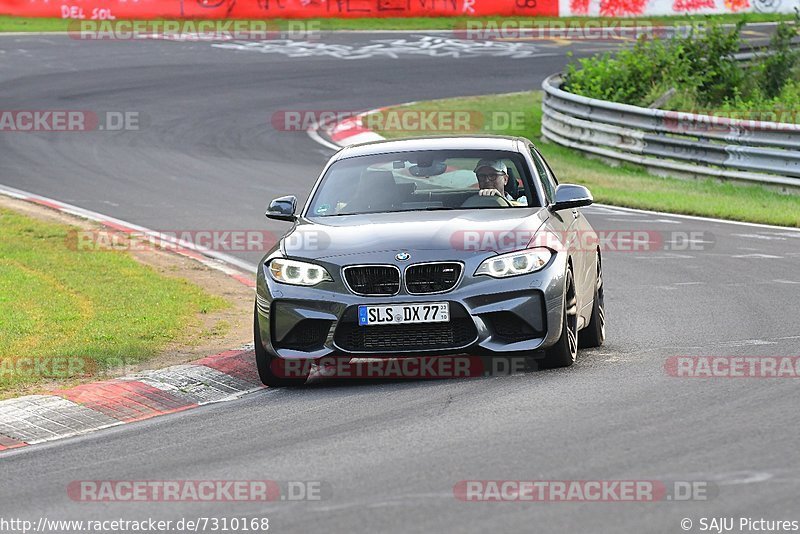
{"left": 306, "top": 149, "right": 539, "bottom": 217}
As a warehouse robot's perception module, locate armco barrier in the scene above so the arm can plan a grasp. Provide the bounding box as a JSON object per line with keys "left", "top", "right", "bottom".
{"left": 2, "top": 0, "right": 796, "bottom": 19}
{"left": 541, "top": 73, "right": 800, "bottom": 193}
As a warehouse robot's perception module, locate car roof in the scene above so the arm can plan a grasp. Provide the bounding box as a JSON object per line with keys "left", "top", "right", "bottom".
{"left": 333, "top": 135, "right": 528, "bottom": 160}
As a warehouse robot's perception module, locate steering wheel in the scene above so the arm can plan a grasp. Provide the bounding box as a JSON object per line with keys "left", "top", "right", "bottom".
{"left": 461, "top": 194, "right": 513, "bottom": 208}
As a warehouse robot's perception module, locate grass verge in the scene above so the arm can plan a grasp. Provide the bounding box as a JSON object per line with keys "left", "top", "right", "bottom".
{"left": 367, "top": 91, "right": 800, "bottom": 227}
{"left": 0, "top": 207, "right": 228, "bottom": 393}
{"left": 0, "top": 13, "right": 795, "bottom": 33}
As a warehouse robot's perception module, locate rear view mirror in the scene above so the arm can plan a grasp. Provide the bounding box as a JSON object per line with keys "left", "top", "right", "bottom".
{"left": 409, "top": 161, "right": 447, "bottom": 177}
{"left": 266, "top": 195, "right": 297, "bottom": 221}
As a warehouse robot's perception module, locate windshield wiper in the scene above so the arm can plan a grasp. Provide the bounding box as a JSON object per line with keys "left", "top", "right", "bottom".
{"left": 321, "top": 207, "right": 456, "bottom": 216}
{"left": 323, "top": 210, "right": 386, "bottom": 216}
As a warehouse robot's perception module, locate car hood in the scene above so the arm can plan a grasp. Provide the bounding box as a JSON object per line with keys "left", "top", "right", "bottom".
{"left": 282, "top": 209, "right": 550, "bottom": 260}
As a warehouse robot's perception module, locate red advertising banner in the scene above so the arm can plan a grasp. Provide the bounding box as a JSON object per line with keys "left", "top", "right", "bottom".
{"left": 0, "top": 0, "right": 559, "bottom": 20}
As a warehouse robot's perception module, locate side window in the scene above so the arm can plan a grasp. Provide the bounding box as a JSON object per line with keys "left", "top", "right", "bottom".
{"left": 529, "top": 147, "right": 555, "bottom": 203}
{"left": 537, "top": 148, "right": 560, "bottom": 188}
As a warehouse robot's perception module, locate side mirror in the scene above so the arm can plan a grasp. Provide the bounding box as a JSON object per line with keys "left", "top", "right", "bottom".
{"left": 550, "top": 184, "right": 593, "bottom": 212}
{"left": 266, "top": 195, "right": 297, "bottom": 221}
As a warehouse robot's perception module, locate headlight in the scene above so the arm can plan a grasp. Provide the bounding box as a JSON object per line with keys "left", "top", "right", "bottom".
{"left": 268, "top": 258, "right": 332, "bottom": 286}
{"left": 474, "top": 248, "right": 553, "bottom": 278}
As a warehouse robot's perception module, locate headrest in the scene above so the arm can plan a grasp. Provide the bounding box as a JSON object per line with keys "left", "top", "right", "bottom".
{"left": 360, "top": 170, "right": 397, "bottom": 190}
{"left": 505, "top": 167, "right": 520, "bottom": 199}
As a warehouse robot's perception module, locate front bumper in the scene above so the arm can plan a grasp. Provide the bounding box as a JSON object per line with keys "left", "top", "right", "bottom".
{"left": 255, "top": 254, "right": 567, "bottom": 361}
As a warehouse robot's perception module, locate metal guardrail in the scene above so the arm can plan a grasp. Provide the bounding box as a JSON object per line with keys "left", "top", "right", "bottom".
{"left": 541, "top": 71, "right": 800, "bottom": 193}
{"left": 733, "top": 39, "right": 800, "bottom": 62}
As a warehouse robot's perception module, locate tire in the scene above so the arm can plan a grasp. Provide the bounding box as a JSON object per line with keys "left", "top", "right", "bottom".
{"left": 579, "top": 253, "right": 606, "bottom": 349}
{"left": 541, "top": 268, "right": 578, "bottom": 369}
{"left": 254, "top": 302, "right": 309, "bottom": 387}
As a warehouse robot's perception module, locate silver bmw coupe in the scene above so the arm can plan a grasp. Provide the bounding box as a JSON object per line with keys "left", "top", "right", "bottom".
{"left": 255, "top": 136, "right": 605, "bottom": 386}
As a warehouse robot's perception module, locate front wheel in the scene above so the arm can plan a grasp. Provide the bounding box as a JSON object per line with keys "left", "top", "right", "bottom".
{"left": 541, "top": 268, "right": 578, "bottom": 369}
{"left": 254, "top": 302, "right": 309, "bottom": 387}
{"left": 579, "top": 253, "right": 606, "bottom": 348}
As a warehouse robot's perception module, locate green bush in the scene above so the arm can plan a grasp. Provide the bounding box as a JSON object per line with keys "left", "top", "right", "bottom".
{"left": 758, "top": 19, "right": 799, "bottom": 98}
{"left": 563, "top": 16, "right": 800, "bottom": 120}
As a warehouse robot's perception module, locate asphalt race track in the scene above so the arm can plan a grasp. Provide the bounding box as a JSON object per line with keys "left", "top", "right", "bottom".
{"left": 2, "top": 31, "right": 800, "bottom": 533}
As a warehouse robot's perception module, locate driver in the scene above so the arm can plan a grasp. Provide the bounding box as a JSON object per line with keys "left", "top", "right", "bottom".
{"left": 474, "top": 159, "right": 526, "bottom": 204}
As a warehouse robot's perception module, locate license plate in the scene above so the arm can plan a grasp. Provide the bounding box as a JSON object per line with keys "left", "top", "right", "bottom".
{"left": 358, "top": 302, "right": 449, "bottom": 326}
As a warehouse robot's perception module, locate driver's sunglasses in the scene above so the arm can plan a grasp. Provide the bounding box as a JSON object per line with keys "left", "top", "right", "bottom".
{"left": 476, "top": 172, "right": 504, "bottom": 181}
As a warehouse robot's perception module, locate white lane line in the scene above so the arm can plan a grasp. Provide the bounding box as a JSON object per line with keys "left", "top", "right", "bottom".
{"left": 653, "top": 471, "right": 775, "bottom": 486}
{"left": 731, "top": 253, "right": 784, "bottom": 259}
{"left": 593, "top": 204, "right": 800, "bottom": 233}
{"left": 311, "top": 492, "right": 453, "bottom": 513}
{"left": 732, "top": 233, "right": 787, "bottom": 241}
{"left": 603, "top": 217, "right": 683, "bottom": 225}
{"left": 603, "top": 218, "right": 658, "bottom": 223}
{"left": 583, "top": 206, "right": 625, "bottom": 215}
{"left": 714, "top": 472, "right": 774, "bottom": 486}
{"left": 663, "top": 238, "right": 714, "bottom": 248}
{"left": 723, "top": 339, "right": 778, "bottom": 347}
{"left": 634, "top": 254, "right": 694, "bottom": 259}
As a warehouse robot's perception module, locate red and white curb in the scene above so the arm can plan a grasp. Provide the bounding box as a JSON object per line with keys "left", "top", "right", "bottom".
{"left": 308, "top": 107, "right": 388, "bottom": 149}
{"left": 0, "top": 184, "right": 264, "bottom": 452}
{"left": 0, "top": 346, "right": 263, "bottom": 451}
